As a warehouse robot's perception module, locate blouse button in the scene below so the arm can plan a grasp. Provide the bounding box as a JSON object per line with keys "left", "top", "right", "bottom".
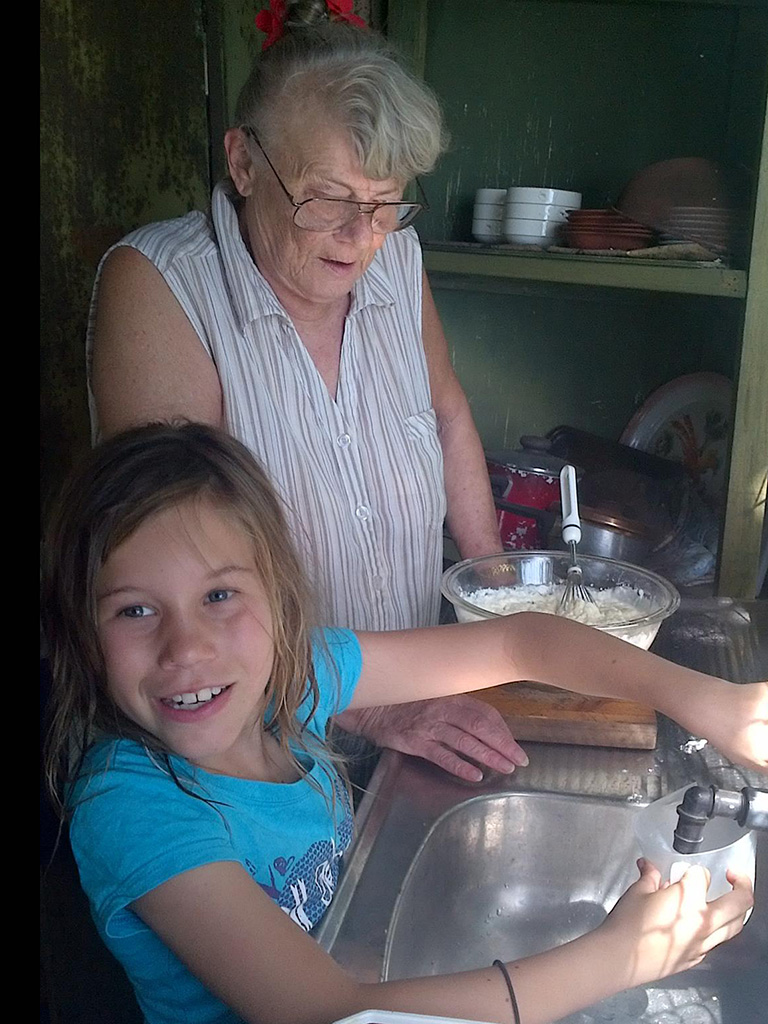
{"left": 355, "top": 504, "right": 370, "bottom": 521}
{"left": 337, "top": 433, "right": 351, "bottom": 448}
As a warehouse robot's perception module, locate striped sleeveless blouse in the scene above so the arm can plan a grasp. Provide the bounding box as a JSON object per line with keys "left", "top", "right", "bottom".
{"left": 86, "top": 181, "right": 447, "bottom": 631}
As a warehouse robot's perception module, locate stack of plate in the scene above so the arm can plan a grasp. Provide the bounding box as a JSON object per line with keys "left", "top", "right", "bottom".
{"left": 503, "top": 186, "right": 581, "bottom": 245}
{"left": 659, "top": 206, "right": 748, "bottom": 256}
{"left": 472, "top": 188, "right": 507, "bottom": 243}
{"left": 566, "top": 209, "right": 655, "bottom": 250}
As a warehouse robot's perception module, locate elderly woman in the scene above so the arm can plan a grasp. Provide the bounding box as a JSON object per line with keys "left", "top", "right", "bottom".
{"left": 87, "top": 1, "right": 525, "bottom": 783}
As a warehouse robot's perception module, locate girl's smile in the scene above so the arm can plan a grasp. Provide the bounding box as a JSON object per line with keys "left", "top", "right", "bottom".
{"left": 156, "top": 682, "right": 234, "bottom": 722}
{"left": 96, "top": 500, "right": 279, "bottom": 778}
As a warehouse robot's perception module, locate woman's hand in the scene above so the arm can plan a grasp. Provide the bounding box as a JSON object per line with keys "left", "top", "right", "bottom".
{"left": 332, "top": 696, "right": 529, "bottom": 782}
{"left": 596, "top": 858, "right": 753, "bottom": 990}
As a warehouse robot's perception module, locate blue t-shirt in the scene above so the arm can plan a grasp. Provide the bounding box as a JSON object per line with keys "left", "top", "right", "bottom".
{"left": 69, "top": 627, "right": 361, "bottom": 1024}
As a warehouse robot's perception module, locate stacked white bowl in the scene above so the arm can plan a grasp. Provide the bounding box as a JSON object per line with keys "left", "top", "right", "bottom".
{"left": 503, "top": 186, "right": 582, "bottom": 246}
{"left": 472, "top": 188, "right": 507, "bottom": 243}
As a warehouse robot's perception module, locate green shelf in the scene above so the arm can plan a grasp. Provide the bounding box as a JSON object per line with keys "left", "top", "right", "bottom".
{"left": 421, "top": 242, "right": 747, "bottom": 298}
{"left": 489, "top": 0, "right": 764, "bottom": 8}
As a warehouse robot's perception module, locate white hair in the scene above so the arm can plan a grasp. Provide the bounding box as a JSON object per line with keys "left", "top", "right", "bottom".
{"left": 234, "top": 13, "right": 449, "bottom": 182}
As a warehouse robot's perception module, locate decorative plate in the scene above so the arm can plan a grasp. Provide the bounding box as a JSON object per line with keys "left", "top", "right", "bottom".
{"left": 619, "top": 372, "right": 733, "bottom": 509}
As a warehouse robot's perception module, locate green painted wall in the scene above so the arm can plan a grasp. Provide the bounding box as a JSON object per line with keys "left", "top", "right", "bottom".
{"left": 430, "top": 281, "right": 742, "bottom": 448}
{"left": 418, "top": 0, "right": 766, "bottom": 243}
{"left": 397, "top": 0, "right": 766, "bottom": 451}
{"left": 40, "top": 0, "right": 210, "bottom": 515}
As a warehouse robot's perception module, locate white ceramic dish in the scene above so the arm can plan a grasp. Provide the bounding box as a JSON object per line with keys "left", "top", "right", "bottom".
{"left": 503, "top": 230, "right": 551, "bottom": 245}
{"left": 619, "top": 372, "right": 733, "bottom": 506}
{"left": 507, "top": 186, "right": 581, "bottom": 206}
{"left": 472, "top": 203, "right": 504, "bottom": 220}
{"left": 472, "top": 217, "right": 504, "bottom": 233}
{"left": 474, "top": 187, "right": 508, "bottom": 204}
{"left": 472, "top": 229, "right": 503, "bottom": 243}
{"left": 503, "top": 216, "right": 561, "bottom": 236}
{"left": 504, "top": 200, "right": 573, "bottom": 221}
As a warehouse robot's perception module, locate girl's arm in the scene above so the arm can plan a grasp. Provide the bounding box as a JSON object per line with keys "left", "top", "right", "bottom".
{"left": 132, "top": 858, "right": 752, "bottom": 1024}
{"left": 348, "top": 614, "right": 768, "bottom": 771}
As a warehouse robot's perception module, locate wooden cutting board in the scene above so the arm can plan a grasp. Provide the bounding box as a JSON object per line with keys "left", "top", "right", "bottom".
{"left": 475, "top": 681, "right": 658, "bottom": 749}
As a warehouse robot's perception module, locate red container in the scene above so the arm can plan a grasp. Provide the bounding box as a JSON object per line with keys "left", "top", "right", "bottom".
{"left": 486, "top": 438, "right": 573, "bottom": 549}
{"left": 566, "top": 227, "right": 654, "bottom": 249}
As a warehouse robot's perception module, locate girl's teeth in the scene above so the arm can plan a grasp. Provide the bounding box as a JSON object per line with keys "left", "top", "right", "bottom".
{"left": 167, "top": 686, "right": 226, "bottom": 707}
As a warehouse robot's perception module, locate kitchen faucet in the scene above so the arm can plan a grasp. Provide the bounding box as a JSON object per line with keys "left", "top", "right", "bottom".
{"left": 673, "top": 784, "right": 768, "bottom": 854}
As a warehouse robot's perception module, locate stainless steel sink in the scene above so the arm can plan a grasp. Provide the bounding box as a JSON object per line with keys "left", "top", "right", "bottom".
{"left": 383, "top": 791, "right": 638, "bottom": 978}
{"left": 318, "top": 601, "right": 768, "bottom": 1023}
{"left": 318, "top": 750, "right": 767, "bottom": 1024}
{"left": 381, "top": 787, "right": 767, "bottom": 1023}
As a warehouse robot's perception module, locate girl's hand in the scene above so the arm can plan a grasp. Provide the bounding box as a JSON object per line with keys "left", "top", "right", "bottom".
{"left": 685, "top": 681, "right": 768, "bottom": 771}
{"left": 597, "top": 858, "right": 754, "bottom": 989}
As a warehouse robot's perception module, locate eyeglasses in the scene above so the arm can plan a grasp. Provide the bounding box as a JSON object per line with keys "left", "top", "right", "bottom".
{"left": 241, "top": 125, "right": 428, "bottom": 234}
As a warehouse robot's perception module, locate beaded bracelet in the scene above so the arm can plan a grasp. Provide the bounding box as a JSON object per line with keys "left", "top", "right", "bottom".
{"left": 493, "top": 959, "right": 521, "bottom": 1024}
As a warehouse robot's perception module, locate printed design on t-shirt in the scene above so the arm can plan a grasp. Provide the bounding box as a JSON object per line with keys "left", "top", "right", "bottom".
{"left": 245, "top": 780, "right": 353, "bottom": 931}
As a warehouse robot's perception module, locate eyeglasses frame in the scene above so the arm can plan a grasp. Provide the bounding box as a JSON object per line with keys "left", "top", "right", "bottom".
{"left": 240, "top": 125, "right": 429, "bottom": 233}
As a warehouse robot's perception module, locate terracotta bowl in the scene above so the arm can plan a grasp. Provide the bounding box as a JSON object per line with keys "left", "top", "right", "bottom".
{"left": 566, "top": 227, "right": 654, "bottom": 249}
{"left": 567, "top": 209, "right": 649, "bottom": 228}
{"left": 616, "top": 158, "right": 750, "bottom": 231}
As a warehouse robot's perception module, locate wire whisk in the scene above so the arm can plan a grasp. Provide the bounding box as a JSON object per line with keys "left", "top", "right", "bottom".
{"left": 557, "top": 464, "right": 596, "bottom": 614}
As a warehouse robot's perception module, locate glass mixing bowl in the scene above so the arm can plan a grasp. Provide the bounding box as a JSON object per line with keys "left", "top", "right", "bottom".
{"left": 441, "top": 551, "right": 680, "bottom": 649}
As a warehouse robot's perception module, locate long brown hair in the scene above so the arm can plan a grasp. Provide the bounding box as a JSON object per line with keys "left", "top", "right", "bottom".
{"left": 41, "top": 421, "right": 340, "bottom": 817}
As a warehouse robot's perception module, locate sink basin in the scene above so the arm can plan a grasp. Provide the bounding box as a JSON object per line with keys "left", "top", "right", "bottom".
{"left": 319, "top": 752, "right": 767, "bottom": 1024}
{"left": 381, "top": 790, "right": 767, "bottom": 1022}
{"left": 319, "top": 602, "right": 768, "bottom": 1021}
{"left": 384, "top": 792, "right": 636, "bottom": 977}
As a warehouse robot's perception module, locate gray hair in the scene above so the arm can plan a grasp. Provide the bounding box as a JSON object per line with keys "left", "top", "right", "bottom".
{"left": 234, "top": 1, "right": 449, "bottom": 182}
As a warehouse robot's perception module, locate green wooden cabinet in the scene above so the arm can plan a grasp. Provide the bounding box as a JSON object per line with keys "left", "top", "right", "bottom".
{"left": 40, "top": 0, "right": 210, "bottom": 517}
{"left": 387, "top": 0, "right": 768, "bottom": 598}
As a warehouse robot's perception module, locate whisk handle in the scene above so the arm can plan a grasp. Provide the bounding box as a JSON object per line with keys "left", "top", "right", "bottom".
{"left": 559, "top": 464, "right": 582, "bottom": 546}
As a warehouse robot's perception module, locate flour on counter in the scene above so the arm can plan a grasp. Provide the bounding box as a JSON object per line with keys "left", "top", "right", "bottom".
{"left": 680, "top": 737, "right": 708, "bottom": 754}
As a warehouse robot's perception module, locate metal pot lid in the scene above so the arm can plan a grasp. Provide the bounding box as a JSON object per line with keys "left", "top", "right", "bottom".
{"left": 551, "top": 497, "right": 655, "bottom": 537}
{"left": 569, "top": 468, "right": 677, "bottom": 545}
{"left": 486, "top": 436, "right": 574, "bottom": 478}
{"left": 579, "top": 502, "right": 650, "bottom": 537}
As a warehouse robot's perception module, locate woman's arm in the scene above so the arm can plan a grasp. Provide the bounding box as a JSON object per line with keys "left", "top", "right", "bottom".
{"left": 132, "top": 858, "right": 751, "bottom": 1024}
{"left": 90, "top": 245, "right": 223, "bottom": 438}
{"left": 421, "top": 269, "right": 504, "bottom": 559}
{"left": 350, "top": 614, "right": 768, "bottom": 771}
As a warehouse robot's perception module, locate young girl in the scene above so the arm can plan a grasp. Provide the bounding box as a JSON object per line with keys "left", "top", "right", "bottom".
{"left": 42, "top": 422, "right": 763, "bottom": 1024}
